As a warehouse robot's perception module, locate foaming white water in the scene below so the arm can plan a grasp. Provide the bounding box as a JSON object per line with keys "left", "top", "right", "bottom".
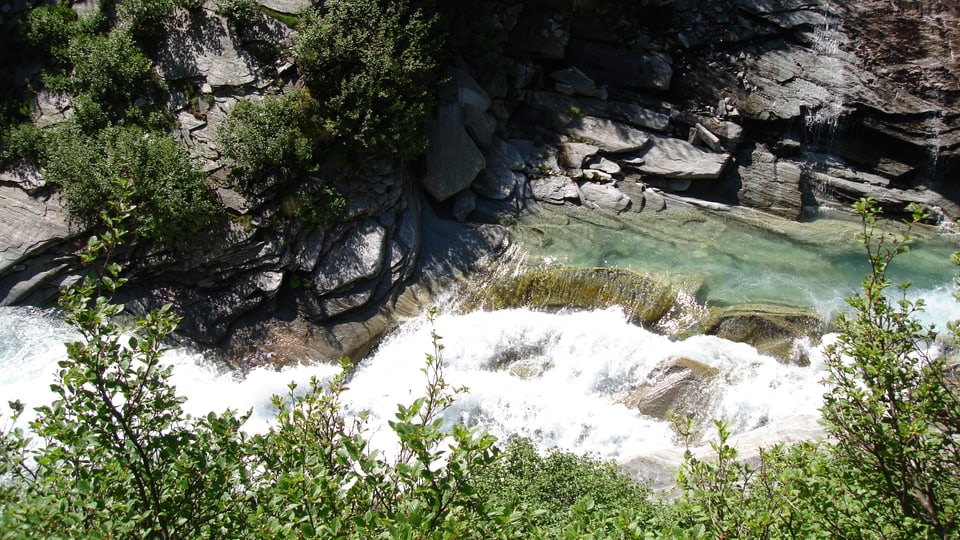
{"left": 908, "top": 285, "right": 960, "bottom": 332}
{"left": 0, "top": 306, "right": 340, "bottom": 432}
{"left": 4, "top": 288, "right": 957, "bottom": 479}
{"left": 348, "top": 308, "right": 827, "bottom": 464}
{"left": 0, "top": 307, "right": 76, "bottom": 423}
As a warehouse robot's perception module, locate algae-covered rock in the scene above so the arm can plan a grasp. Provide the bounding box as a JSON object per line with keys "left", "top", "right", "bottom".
{"left": 474, "top": 266, "right": 701, "bottom": 327}
{"left": 690, "top": 304, "right": 823, "bottom": 365}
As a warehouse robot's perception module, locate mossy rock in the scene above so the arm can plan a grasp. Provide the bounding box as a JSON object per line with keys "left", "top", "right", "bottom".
{"left": 472, "top": 266, "right": 702, "bottom": 327}
{"left": 688, "top": 303, "right": 823, "bottom": 364}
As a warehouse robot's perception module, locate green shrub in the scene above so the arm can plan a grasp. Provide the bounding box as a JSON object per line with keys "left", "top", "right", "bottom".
{"left": 0, "top": 193, "right": 251, "bottom": 538}
{"left": 280, "top": 185, "right": 347, "bottom": 226}
{"left": 474, "top": 437, "right": 655, "bottom": 536}
{"left": 293, "top": 0, "right": 441, "bottom": 159}
{"left": 214, "top": 0, "right": 260, "bottom": 22}
{"left": 61, "top": 30, "right": 154, "bottom": 106}
{"left": 821, "top": 198, "right": 960, "bottom": 538}
{"left": 0, "top": 122, "right": 46, "bottom": 168}
{"left": 21, "top": 1, "right": 79, "bottom": 62}
{"left": 116, "top": 0, "right": 176, "bottom": 39}
{"left": 44, "top": 125, "right": 219, "bottom": 243}
{"left": 217, "top": 90, "right": 317, "bottom": 178}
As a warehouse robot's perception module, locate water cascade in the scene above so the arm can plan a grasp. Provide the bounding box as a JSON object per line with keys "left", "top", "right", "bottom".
{"left": 3, "top": 202, "right": 958, "bottom": 489}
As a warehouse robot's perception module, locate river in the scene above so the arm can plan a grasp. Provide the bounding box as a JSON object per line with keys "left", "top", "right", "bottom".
{"left": 2, "top": 201, "right": 959, "bottom": 487}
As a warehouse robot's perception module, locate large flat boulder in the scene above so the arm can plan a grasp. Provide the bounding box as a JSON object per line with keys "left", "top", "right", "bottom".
{"left": 579, "top": 182, "right": 631, "bottom": 213}
{"left": 310, "top": 219, "right": 387, "bottom": 295}
{"left": 552, "top": 114, "right": 651, "bottom": 154}
{"left": 529, "top": 175, "right": 580, "bottom": 204}
{"left": 532, "top": 91, "right": 670, "bottom": 132}
{"left": 257, "top": 0, "right": 310, "bottom": 14}
{"left": 628, "top": 134, "right": 731, "bottom": 180}
{"left": 0, "top": 187, "right": 72, "bottom": 277}
{"left": 691, "top": 303, "right": 823, "bottom": 365}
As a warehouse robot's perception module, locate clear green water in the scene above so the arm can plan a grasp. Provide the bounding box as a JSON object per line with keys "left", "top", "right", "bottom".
{"left": 508, "top": 203, "right": 960, "bottom": 318}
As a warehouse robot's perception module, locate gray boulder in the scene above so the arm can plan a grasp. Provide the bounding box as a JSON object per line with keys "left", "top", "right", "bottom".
{"left": 549, "top": 67, "right": 603, "bottom": 98}
{"left": 552, "top": 114, "right": 651, "bottom": 153}
{"left": 256, "top": 0, "right": 310, "bottom": 14}
{"left": 311, "top": 219, "right": 387, "bottom": 294}
{"left": 626, "top": 133, "right": 731, "bottom": 179}
{"left": 463, "top": 104, "right": 497, "bottom": 147}
{"left": 529, "top": 176, "right": 580, "bottom": 204}
{"left": 154, "top": 11, "right": 258, "bottom": 87}
{"left": 734, "top": 145, "right": 803, "bottom": 218}
{"left": 451, "top": 67, "right": 492, "bottom": 112}
{"left": 474, "top": 167, "right": 521, "bottom": 200}
{"left": 421, "top": 103, "right": 486, "bottom": 201}
{"left": 532, "top": 91, "right": 670, "bottom": 132}
{"left": 452, "top": 189, "right": 476, "bottom": 222}
{"left": 579, "top": 182, "right": 631, "bottom": 212}
{"left": 559, "top": 142, "right": 600, "bottom": 169}
{"left": 0, "top": 187, "right": 76, "bottom": 305}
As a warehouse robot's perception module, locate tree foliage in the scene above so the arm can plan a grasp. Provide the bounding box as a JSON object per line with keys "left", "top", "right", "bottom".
{"left": 821, "top": 198, "right": 960, "bottom": 538}
{"left": 293, "top": 0, "right": 441, "bottom": 159}
{"left": 0, "top": 182, "right": 249, "bottom": 539}
{"left": 44, "top": 125, "right": 219, "bottom": 243}
{"left": 217, "top": 90, "right": 317, "bottom": 179}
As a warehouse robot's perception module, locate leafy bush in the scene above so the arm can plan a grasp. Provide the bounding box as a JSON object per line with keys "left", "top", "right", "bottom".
{"left": 116, "top": 0, "right": 176, "bottom": 39}
{"left": 0, "top": 191, "right": 250, "bottom": 538}
{"left": 44, "top": 125, "right": 219, "bottom": 243}
{"left": 821, "top": 198, "right": 960, "bottom": 538}
{"left": 21, "top": 1, "right": 80, "bottom": 62}
{"left": 61, "top": 30, "right": 154, "bottom": 107}
{"left": 217, "top": 90, "right": 317, "bottom": 178}
{"left": 214, "top": 0, "right": 260, "bottom": 23}
{"left": 293, "top": 0, "right": 441, "bottom": 159}
{"left": 0, "top": 122, "right": 46, "bottom": 168}
{"left": 474, "top": 437, "right": 656, "bottom": 537}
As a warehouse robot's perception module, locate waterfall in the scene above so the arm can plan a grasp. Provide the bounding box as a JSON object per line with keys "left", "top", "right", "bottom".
{"left": 802, "top": 13, "right": 849, "bottom": 149}
{"left": 2, "top": 199, "right": 958, "bottom": 490}
{"left": 5, "top": 278, "right": 958, "bottom": 489}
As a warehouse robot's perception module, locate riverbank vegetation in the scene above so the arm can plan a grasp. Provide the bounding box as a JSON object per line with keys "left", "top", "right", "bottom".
{"left": 1, "top": 194, "right": 957, "bottom": 538}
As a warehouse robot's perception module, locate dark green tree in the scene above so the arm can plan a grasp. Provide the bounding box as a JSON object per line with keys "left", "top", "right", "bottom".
{"left": 293, "top": 0, "right": 441, "bottom": 159}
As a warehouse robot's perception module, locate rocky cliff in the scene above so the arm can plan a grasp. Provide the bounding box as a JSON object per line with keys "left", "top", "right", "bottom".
{"left": 1, "top": 0, "right": 958, "bottom": 364}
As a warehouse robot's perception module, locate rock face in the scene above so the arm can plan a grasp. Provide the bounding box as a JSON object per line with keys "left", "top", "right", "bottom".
{"left": 0, "top": 187, "right": 76, "bottom": 306}
{"left": 445, "top": 0, "right": 960, "bottom": 225}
